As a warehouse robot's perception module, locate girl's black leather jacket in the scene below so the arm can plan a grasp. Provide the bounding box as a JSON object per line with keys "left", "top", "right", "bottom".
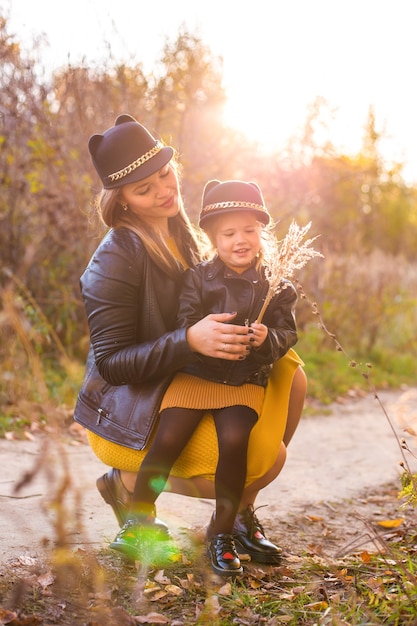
{"left": 73, "top": 228, "right": 198, "bottom": 450}
{"left": 177, "top": 256, "right": 298, "bottom": 387}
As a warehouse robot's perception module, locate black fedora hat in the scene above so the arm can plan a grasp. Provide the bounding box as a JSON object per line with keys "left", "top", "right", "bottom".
{"left": 88, "top": 114, "right": 174, "bottom": 189}
{"left": 199, "top": 180, "right": 271, "bottom": 228}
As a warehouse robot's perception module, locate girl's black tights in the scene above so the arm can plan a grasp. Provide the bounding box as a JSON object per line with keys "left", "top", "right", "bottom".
{"left": 130, "top": 405, "right": 258, "bottom": 533}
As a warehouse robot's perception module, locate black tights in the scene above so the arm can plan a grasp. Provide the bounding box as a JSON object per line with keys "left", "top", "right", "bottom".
{"left": 130, "top": 405, "right": 258, "bottom": 534}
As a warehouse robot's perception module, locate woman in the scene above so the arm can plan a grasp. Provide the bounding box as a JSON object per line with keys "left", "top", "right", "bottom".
{"left": 74, "top": 114, "right": 306, "bottom": 565}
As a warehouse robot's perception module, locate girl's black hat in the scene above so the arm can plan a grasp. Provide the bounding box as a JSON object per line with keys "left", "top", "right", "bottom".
{"left": 199, "top": 180, "right": 271, "bottom": 228}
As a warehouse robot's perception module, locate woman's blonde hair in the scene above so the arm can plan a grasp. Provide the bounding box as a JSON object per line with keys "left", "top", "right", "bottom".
{"left": 91, "top": 159, "right": 204, "bottom": 278}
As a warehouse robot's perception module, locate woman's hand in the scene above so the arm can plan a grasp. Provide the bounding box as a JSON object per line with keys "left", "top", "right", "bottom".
{"left": 186, "top": 313, "right": 251, "bottom": 360}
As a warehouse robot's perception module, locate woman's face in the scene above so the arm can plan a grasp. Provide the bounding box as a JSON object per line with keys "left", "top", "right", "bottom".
{"left": 211, "top": 213, "right": 262, "bottom": 270}
{"left": 120, "top": 162, "right": 179, "bottom": 228}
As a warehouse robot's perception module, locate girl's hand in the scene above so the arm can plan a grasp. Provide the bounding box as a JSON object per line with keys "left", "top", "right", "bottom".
{"left": 186, "top": 313, "right": 252, "bottom": 360}
{"left": 249, "top": 322, "right": 268, "bottom": 348}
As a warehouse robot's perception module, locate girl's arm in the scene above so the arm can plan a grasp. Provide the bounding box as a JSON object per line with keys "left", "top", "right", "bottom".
{"left": 249, "top": 280, "right": 298, "bottom": 364}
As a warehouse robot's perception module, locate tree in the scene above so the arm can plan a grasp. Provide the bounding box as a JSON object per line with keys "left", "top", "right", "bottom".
{"left": 1, "top": 11, "right": 416, "bottom": 381}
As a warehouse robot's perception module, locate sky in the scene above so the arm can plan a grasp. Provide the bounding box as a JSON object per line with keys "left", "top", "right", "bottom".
{"left": 5, "top": 0, "right": 417, "bottom": 184}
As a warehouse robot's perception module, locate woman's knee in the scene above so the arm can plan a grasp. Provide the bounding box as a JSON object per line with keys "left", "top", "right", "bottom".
{"left": 242, "top": 442, "right": 287, "bottom": 497}
{"left": 284, "top": 366, "right": 307, "bottom": 446}
{"left": 293, "top": 365, "right": 307, "bottom": 398}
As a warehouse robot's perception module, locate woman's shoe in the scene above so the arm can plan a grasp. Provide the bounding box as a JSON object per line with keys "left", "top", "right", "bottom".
{"left": 110, "top": 516, "right": 178, "bottom": 565}
{"left": 96, "top": 469, "right": 169, "bottom": 534}
{"left": 207, "top": 533, "right": 243, "bottom": 577}
{"left": 232, "top": 505, "right": 282, "bottom": 564}
{"left": 96, "top": 468, "right": 131, "bottom": 527}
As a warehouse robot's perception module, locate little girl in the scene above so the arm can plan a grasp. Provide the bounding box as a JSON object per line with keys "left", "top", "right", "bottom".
{"left": 111, "top": 180, "right": 298, "bottom": 576}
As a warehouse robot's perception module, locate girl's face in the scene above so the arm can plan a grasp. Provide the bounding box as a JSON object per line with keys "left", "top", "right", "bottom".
{"left": 211, "top": 212, "right": 262, "bottom": 270}
{"left": 120, "top": 162, "right": 179, "bottom": 228}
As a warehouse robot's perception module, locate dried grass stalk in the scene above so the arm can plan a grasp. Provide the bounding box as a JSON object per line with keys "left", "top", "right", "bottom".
{"left": 256, "top": 221, "right": 323, "bottom": 323}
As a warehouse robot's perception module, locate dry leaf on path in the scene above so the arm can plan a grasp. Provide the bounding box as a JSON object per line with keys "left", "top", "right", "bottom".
{"left": 377, "top": 518, "right": 404, "bottom": 528}
{"left": 134, "top": 612, "right": 170, "bottom": 624}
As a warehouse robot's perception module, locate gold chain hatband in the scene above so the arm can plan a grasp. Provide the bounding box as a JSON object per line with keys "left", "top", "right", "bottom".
{"left": 202, "top": 201, "right": 267, "bottom": 214}
{"left": 108, "top": 141, "right": 163, "bottom": 182}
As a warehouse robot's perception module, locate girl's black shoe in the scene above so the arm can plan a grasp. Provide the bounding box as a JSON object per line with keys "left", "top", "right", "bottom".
{"left": 232, "top": 505, "right": 282, "bottom": 564}
{"left": 207, "top": 533, "right": 243, "bottom": 576}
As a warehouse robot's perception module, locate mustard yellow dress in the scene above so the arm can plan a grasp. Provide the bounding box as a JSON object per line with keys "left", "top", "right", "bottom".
{"left": 87, "top": 349, "right": 302, "bottom": 485}
{"left": 86, "top": 239, "right": 304, "bottom": 485}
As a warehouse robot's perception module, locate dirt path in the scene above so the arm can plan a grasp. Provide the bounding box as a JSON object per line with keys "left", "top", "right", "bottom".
{"left": 1, "top": 387, "right": 416, "bottom": 564}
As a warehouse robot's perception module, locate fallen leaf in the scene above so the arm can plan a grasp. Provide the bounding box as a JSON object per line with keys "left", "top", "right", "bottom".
{"left": 175, "top": 572, "right": 196, "bottom": 590}
{"left": 275, "top": 565, "right": 295, "bottom": 578}
{"left": 204, "top": 595, "right": 221, "bottom": 615}
{"left": 2, "top": 614, "right": 42, "bottom": 625}
{"left": 17, "top": 556, "right": 37, "bottom": 566}
{"left": 37, "top": 570, "right": 55, "bottom": 588}
{"left": 377, "top": 518, "right": 404, "bottom": 528}
{"left": 304, "top": 600, "right": 329, "bottom": 610}
{"left": 154, "top": 570, "right": 171, "bottom": 585}
{"left": 235, "top": 607, "right": 259, "bottom": 621}
{"left": 0, "top": 608, "right": 18, "bottom": 623}
{"left": 336, "top": 568, "right": 348, "bottom": 576}
{"left": 366, "top": 576, "right": 384, "bottom": 594}
{"left": 165, "top": 584, "right": 183, "bottom": 596}
{"left": 285, "top": 554, "right": 303, "bottom": 563}
{"left": 134, "top": 611, "right": 170, "bottom": 624}
{"left": 217, "top": 581, "right": 232, "bottom": 596}
{"left": 361, "top": 551, "right": 371, "bottom": 563}
{"left": 144, "top": 582, "right": 161, "bottom": 594}
{"left": 279, "top": 592, "right": 297, "bottom": 601}
{"left": 145, "top": 590, "right": 167, "bottom": 601}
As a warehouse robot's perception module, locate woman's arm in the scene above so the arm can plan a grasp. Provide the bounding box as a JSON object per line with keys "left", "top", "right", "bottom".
{"left": 81, "top": 231, "right": 251, "bottom": 386}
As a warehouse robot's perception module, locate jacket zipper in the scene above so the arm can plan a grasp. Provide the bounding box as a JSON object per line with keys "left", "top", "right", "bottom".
{"left": 96, "top": 407, "right": 109, "bottom": 425}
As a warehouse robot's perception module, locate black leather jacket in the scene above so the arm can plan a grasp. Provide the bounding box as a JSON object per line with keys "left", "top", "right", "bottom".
{"left": 178, "top": 257, "right": 298, "bottom": 387}
{"left": 73, "top": 228, "right": 198, "bottom": 450}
